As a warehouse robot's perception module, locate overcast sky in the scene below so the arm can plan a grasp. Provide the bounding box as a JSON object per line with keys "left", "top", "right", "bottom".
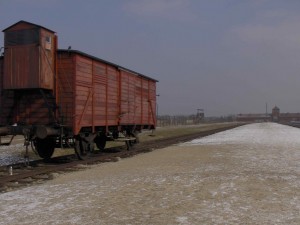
{"left": 1, "top": 0, "right": 300, "bottom": 116}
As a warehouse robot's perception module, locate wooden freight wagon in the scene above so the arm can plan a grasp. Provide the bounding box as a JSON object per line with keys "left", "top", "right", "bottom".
{"left": 56, "top": 50, "right": 157, "bottom": 135}
{"left": 0, "top": 21, "right": 158, "bottom": 159}
{"left": 56, "top": 50, "right": 157, "bottom": 154}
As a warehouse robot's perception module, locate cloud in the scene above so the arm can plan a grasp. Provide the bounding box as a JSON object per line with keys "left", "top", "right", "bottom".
{"left": 232, "top": 11, "right": 300, "bottom": 51}
{"left": 123, "top": 0, "right": 196, "bottom": 21}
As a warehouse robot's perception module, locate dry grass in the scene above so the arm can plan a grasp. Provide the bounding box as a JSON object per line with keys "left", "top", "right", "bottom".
{"left": 139, "top": 122, "right": 241, "bottom": 142}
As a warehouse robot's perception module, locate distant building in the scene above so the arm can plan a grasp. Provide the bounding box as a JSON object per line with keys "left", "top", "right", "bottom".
{"left": 236, "top": 106, "right": 300, "bottom": 123}
{"left": 271, "top": 106, "right": 280, "bottom": 122}
{"left": 236, "top": 113, "right": 271, "bottom": 122}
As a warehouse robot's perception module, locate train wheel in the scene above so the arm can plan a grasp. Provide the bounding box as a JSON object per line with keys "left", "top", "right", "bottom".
{"left": 95, "top": 134, "right": 107, "bottom": 151}
{"left": 73, "top": 138, "right": 89, "bottom": 159}
{"left": 73, "top": 135, "right": 96, "bottom": 160}
{"left": 129, "top": 130, "right": 139, "bottom": 145}
{"left": 34, "top": 137, "right": 55, "bottom": 160}
{"left": 79, "top": 139, "right": 89, "bottom": 156}
{"left": 132, "top": 130, "right": 140, "bottom": 144}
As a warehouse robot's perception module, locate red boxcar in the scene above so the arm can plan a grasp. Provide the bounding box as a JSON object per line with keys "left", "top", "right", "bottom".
{"left": 56, "top": 50, "right": 157, "bottom": 135}
{"left": 0, "top": 21, "right": 158, "bottom": 159}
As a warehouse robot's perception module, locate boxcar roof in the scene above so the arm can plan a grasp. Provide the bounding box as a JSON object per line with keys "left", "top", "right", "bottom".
{"left": 2, "top": 20, "right": 55, "bottom": 33}
{"left": 57, "top": 49, "right": 158, "bottom": 82}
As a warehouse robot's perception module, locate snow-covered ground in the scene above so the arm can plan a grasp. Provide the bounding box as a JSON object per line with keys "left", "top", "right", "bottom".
{"left": 0, "top": 122, "right": 299, "bottom": 224}
{"left": 0, "top": 136, "right": 32, "bottom": 166}
{"left": 0, "top": 143, "right": 29, "bottom": 166}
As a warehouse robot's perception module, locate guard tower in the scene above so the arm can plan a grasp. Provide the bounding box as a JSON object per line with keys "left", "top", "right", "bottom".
{"left": 272, "top": 106, "right": 280, "bottom": 122}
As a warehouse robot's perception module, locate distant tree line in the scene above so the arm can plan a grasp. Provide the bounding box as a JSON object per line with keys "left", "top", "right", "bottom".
{"left": 157, "top": 114, "right": 235, "bottom": 127}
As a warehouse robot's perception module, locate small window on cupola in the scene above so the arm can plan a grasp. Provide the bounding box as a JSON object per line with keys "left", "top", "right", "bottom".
{"left": 45, "top": 36, "right": 52, "bottom": 50}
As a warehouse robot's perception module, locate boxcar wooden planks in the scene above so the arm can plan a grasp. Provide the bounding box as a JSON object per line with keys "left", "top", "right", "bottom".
{"left": 56, "top": 50, "right": 157, "bottom": 135}
{"left": 3, "top": 21, "right": 56, "bottom": 90}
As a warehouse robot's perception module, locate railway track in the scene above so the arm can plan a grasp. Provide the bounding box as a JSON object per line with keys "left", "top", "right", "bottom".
{"left": 0, "top": 124, "right": 243, "bottom": 193}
